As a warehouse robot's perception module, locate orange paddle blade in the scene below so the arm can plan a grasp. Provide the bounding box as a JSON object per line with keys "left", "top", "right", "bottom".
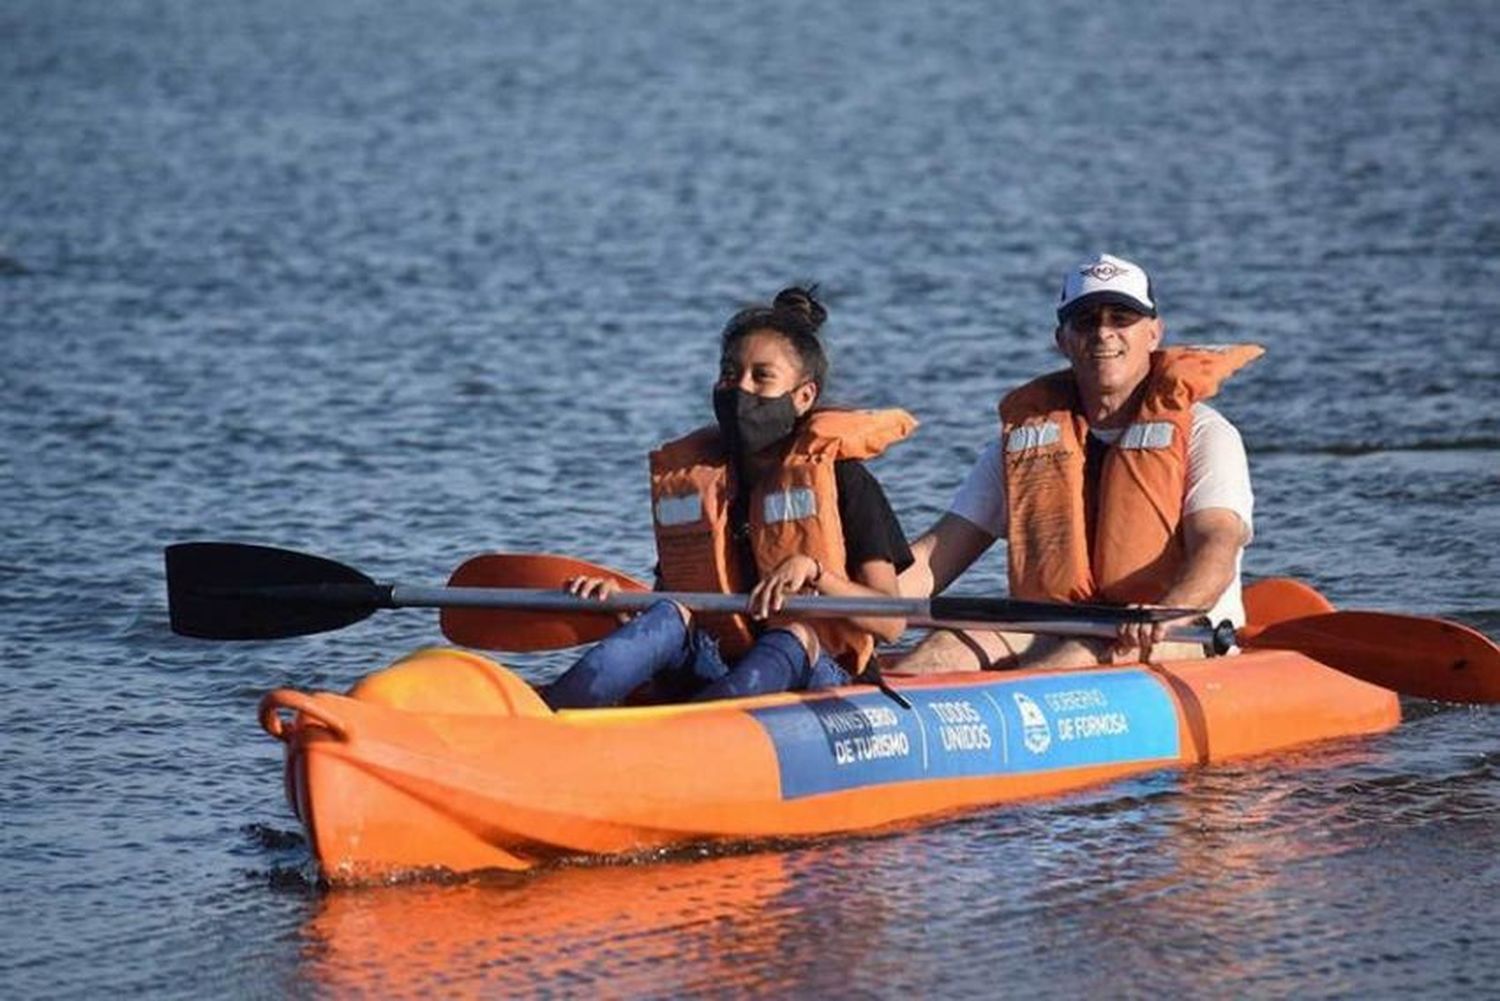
{"left": 441, "top": 554, "right": 650, "bottom": 652}
{"left": 1241, "top": 611, "right": 1500, "bottom": 704}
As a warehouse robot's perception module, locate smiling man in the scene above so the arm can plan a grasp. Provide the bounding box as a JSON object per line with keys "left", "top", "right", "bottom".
{"left": 900, "top": 254, "right": 1262, "bottom": 670}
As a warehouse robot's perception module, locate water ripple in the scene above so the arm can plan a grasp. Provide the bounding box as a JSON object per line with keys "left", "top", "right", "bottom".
{"left": 4, "top": 0, "right": 1499, "bottom": 996}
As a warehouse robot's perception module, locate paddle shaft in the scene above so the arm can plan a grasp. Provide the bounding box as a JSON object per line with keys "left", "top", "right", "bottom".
{"left": 385, "top": 584, "right": 1231, "bottom": 651}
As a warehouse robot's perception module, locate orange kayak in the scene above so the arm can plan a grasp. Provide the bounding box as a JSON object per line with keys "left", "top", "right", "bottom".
{"left": 258, "top": 583, "right": 1400, "bottom": 881}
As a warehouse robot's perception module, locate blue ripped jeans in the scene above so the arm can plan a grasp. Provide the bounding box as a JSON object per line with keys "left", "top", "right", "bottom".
{"left": 541, "top": 600, "right": 851, "bottom": 709}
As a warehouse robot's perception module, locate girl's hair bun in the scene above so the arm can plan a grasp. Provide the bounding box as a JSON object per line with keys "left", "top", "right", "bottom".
{"left": 772, "top": 285, "right": 827, "bottom": 333}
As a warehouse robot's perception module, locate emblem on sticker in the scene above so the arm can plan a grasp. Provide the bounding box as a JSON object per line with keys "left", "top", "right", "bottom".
{"left": 1013, "top": 692, "right": 1052, "bottom": 754}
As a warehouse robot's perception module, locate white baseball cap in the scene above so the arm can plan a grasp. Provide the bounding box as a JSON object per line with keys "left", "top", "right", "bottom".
{"left": 1056, "top": 253, "right": 1156, "bottom": 324}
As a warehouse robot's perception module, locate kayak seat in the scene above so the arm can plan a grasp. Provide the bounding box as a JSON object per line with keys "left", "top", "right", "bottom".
{"left": 1243, "top": 577, "right": 1337, "bottom": 627}
{"left": 346, "top": 646, "right": 552, "bottom": 718}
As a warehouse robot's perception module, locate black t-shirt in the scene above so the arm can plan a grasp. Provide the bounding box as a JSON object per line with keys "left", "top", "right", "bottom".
{"left": 833, "top": 459, "right": 913, "bottom": 577}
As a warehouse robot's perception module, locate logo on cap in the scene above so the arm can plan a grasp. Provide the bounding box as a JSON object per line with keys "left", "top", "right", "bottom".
{"left": 1080, "top": 261, "right": 1132, "bottom": 282}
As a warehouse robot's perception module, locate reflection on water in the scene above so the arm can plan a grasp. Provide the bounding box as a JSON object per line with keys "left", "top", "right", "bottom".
{"left": 284, "top": 722, "right": 1500, "bottom": 997}
{"left": 299, "top": 853, "right": 797, "bottom": 996}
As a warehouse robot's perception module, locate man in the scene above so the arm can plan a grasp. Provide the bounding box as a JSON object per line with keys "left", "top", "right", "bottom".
{"left": 900, "top": 253, "right": 1259, "bottom": 670}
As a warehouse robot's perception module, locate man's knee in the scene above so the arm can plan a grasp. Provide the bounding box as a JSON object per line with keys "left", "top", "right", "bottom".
{"left": 898, "top": 628, "right": 1017, "bottom": 673}
{"left": 1119, "top": 639, "right": 1210, "bottom": 665}
{"left": 1020, "top": 635, "right": 1105, "bottom": 669}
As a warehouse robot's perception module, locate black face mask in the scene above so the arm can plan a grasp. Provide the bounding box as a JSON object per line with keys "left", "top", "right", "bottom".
{"left": 713, "top": 386, "right": 800, "bottom": 456}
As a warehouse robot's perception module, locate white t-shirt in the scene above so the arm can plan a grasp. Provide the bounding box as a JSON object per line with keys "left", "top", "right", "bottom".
{"left": 949, "top": 402, "right": 1253, "bottom": 626}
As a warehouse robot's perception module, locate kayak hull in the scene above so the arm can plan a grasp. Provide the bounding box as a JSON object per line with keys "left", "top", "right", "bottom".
{"left": 260, "top": 643, "right": 1399, "bottom": 881}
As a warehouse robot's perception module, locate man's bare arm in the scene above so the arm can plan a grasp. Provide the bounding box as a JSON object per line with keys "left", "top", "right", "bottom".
{"left": 899, "top": 513, "right": 997, "bottom": 598}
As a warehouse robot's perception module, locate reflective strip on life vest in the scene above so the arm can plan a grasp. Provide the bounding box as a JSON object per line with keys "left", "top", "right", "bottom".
{"left": 654, "top": 493, "right": 703, "bottom": 527}
{"left": 1006, "top": 422, "right": 1061, "bottom": 453}
{"left": 763, "top": 487, "right": 817, "bottom": 524}
{"left": 1118, "top": 421, "right": 1175, "bottom": 450}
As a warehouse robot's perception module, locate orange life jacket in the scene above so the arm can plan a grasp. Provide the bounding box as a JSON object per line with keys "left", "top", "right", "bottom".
{"left": 999, "top": 344, "right": 1263, "bottom": 604}
{"left": 649, "top": 408, "right": 917, "bottom": 673}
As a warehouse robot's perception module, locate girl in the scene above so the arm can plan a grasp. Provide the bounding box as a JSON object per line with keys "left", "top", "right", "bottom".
{"left": 542, "top": 287, "right": 915, "bottom": 707}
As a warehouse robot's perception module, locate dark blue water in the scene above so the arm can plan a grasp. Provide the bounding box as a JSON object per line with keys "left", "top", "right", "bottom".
{"left": 4, "top": 0, "right": 1499, "bottom": 996}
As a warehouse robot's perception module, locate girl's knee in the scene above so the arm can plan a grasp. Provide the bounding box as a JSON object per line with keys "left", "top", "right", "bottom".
{"left": 781, "top": 621, "right": 820, "bottom": 663}
{"left": 642, "top": 598, "right": 691, "bottom": 626}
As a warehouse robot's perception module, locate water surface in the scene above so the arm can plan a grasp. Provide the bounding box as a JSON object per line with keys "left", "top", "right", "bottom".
{"left": 3, "top": 0, "right": 1499, "bottom": 996}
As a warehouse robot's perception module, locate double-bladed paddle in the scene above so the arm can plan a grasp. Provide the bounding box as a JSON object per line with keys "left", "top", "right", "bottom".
{"left": 166, "top": 541, "right": 1193, "bottom": 642}
{"left": 164, "top": 542, "right": 1500, "bottom": 704}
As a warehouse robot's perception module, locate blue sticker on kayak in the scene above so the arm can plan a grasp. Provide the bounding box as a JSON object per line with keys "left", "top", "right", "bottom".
{"left": 748, "top": 669, "right": 1181, "bottom": 799}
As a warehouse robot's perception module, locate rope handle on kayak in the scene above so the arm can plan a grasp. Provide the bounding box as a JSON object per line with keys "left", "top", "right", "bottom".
{"left": 258, "top": 689, "right": 352, "bottom": 743}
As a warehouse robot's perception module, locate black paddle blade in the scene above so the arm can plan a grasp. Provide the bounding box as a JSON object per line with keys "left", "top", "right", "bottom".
{"left": 165, "top": 542, "right": 389, "bottom": 640}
